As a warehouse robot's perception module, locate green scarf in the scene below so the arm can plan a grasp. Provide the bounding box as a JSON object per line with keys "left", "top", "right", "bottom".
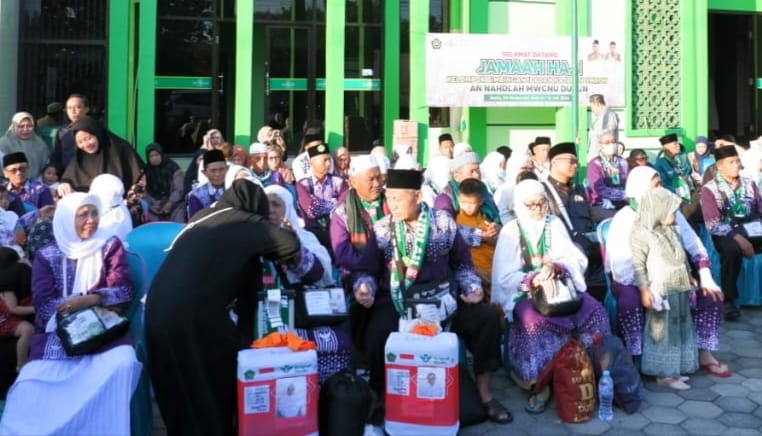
{"left": 448, "top": 179, "right": 502, "bottom": 224}
{"left": 390, "top": 203, "right": 431, "bottom": 317}
{"left": 347, "top": 188, "right": 385, "bottom": 251}
{"left": 717, "top": 176, "right": 749, "bottom": 221}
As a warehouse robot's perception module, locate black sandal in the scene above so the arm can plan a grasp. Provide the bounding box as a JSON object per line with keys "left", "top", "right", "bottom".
{"left": 483, "top": 398, "right": 513, "bottom": 424}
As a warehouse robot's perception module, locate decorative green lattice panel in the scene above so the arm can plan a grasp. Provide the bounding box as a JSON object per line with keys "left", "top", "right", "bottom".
{"left": 631, "top": 0, "right": 681, "bottom": 130}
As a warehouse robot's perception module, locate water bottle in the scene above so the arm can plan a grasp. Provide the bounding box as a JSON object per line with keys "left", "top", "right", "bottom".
{"left": 598, "top": 369, "right": 614, "bottom": 422}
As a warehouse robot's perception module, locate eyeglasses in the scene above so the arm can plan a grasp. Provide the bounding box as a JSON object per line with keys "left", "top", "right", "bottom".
{"left": 5, "top": 165, "right": 27, "bottom": 174}
{"left": 524, "top": 200, "right": 546, "bottom": 210}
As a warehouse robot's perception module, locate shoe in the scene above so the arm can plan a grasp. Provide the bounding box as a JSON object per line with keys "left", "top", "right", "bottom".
{"left": 700, "top": 361, "right": 732, "bottom": 378}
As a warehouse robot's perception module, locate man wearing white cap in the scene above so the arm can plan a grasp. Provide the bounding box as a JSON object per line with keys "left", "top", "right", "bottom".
{"left": 434, "top": 152, "right": 502, "bottom": 247}
{"left": 248, "top": 142, "right": 283, "bottom": 186}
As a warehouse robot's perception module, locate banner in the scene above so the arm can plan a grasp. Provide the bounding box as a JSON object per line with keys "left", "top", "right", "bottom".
{"left": 426, "top": 33, "right": 625, "bottom": 108}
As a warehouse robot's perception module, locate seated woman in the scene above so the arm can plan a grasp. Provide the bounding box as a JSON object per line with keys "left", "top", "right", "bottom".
{"left": 608, "top": 166, "right": 728, "bottom": 377}
{"left": 57, "top": 116, "right": 144, "bottom": 195}
{"left": 144, "top": 143, "right": 186, "bottom": 223}
{"left": 89, "top": 173, "right": 133, "bottom": 241}
{"left": 0, "top": 112, "right": 51, "bottom": 179}
{"left": 492, "top": 179, "right": 610, "bottom": 413}
{"left": 0, "top": 192, "right": 141, "bottom": 434}
{"left": 264, "top": 185, "right": 350, "bottom": 382}
{"left": 225, "top": 164, "right": 255, "bottom": 190}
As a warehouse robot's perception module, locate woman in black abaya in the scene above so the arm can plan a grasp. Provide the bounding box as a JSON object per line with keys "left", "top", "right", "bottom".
{"left": 146, "top": 179, "right": 301, "bottom": 436}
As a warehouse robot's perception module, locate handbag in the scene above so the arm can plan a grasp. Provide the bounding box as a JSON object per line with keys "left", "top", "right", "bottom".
{"left": 56, "top": 306, "right": 130, "bottom": 356}
{"left": 530, "top": 275, "right": 583, "bottom": 317}
{"left": 518, "top": 226, "right": 582, "bottom": 317}
{"left": 272, "top": 264, "right": 349, "bottom": 329}
{"left": 403, "top": 281, "right": 458, "bottom": 323}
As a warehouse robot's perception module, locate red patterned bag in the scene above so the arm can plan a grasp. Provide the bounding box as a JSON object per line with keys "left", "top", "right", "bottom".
{"left": 534, "top": 337, "right": 597, "bottom": 423}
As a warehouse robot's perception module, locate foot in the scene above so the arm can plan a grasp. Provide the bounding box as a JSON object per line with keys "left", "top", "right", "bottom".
{"left": 657, "top": 376, "right": 691, "bottom": 390}
{"left": 483, "top": 398, "right": 513, "bottom": 423}
{"left": 725, "top": 304, "right": 741, "bottom": 321}
{"left": 700, "top": 361, "right": 732, "bottom": 377}
{"left": 524, "top": 386, "right": 551, "bottom": 414}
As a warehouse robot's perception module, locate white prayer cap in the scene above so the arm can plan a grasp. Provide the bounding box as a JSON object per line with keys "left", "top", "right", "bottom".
{"left": 449, "top": 151, "right": 480, "bottom": 173}
{"left": 377, "top": 156, "right": 390, "bottom": 174}
{"left": 249, "top": 142, "right": 268, "bottom": 155}
{"left": 394, "top": 154, "right": 420, "bottom": 170}
{"left": 349, "top": 154, "right": 379, "bottom": 177}
{"left": 453, "top": 142, "right": 473, "bottom": 157}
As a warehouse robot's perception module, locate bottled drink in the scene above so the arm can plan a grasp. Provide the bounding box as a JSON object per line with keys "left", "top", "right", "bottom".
{"left": 598, "top": 369, "right": 614, "bottom": 422}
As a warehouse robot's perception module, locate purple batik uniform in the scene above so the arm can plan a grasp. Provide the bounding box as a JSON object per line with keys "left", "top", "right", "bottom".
{"left": 30, "top": 236, "right": 133, "bottom": 360}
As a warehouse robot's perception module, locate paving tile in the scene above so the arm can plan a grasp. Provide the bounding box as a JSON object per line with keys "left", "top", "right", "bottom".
{"left": 714, "top": 396, "right": 758, "bottom": 413}
{"left": 645, "top": 392, "right": 684, "bottom": 407}
{"left": 750, "top": 391, "right": 762, "bottom": 406}
{"left": 741, "top": 378, "right": 762, "bottom": 392}
{"left": 738, "top": 367, "right": 762, "bottom": 378}
{"left": 710, "top": 372, "right": 747, "bottom": 384}
{"left": 710, "top": 383, "right": 750, "bottom": 397}
{"left": 686, "top": 375, "right": 717, "bottom": 388}
{"left": 717, "top": 412, "right": 762, "bottom": 429}
{"left": 724, "top": 329, "right": 756, "bottom": 338}
{"left": 563, "top": 418, "right": 610, "bottom": 435}
{"left": 641, "top": 406, "right": 687, "bottom": 424}
{"left": 675, "top": 387, "right": 719, "bottom": 401}
{"left": 731, "top": 346, "right": 762, "bottom": 358}
{"left": 721, "top": 429, "right": 762, "bottom": 436}
{"left": 609, "top": 412, "right": 650, "bottom": 430}
{"left": 680, "top": 417, "right": 727, "bottom": 435}
{"left": 643, "top": 423, "right": 688, "bottom": 435}
{"left": 677, "top": 400, "right": 723, "bottom": 418}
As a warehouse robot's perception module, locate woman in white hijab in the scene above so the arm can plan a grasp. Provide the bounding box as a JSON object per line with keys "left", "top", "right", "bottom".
{"left": 264, "top": 185, "right": 333, "bottom": 287}
{"left": 89, "top": 173, "right": 133, "bottom": 241}
{"left": 0, "top": 112, "right": 51, "bottom": 179}
{"left": 480, "top": 151, "right": 507, "bottom": 193}
{"left": 422, "top": 155, "right": 452, "bottom": 207}
{"left": 0, "top": 193, "right": 141, "bottom": 435}
{"left": 741, "top": 147, "right": 762, "bottom": 191}
{"left": 225, "top": 164, "right": 257, "bottom": 190}
{"left": 493, "top": 151, "right": 535, "bottom": 223}
{"left": 492, "top": 179, "right": 610, "bottom": 413}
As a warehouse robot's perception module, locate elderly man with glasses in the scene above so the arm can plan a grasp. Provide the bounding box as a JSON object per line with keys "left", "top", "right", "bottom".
{"left": 2, "top": 152, "right": 54, "bottom": 217}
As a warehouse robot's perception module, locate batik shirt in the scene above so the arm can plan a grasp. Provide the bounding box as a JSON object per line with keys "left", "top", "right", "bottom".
{"left": 295, "top": 175, "right": 347, "bottom": 230}
{"left": 5, "top": 178, "right": 54, "bottom": 216}
{"left": 354, "top": 207, "right": 482, "bottom": 299}
{"left": 701, "top": 175, "right": 762, "bottom": 237}
{"left": 187, "top": 182, "right": 224, "bottom": 218}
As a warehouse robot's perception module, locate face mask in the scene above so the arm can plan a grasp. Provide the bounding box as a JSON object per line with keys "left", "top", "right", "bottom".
{"left": 497, "top": 169, "right": 506, "bottom": 180}
{"left": 604, "top": 144, "right": 618, "bottom": 156}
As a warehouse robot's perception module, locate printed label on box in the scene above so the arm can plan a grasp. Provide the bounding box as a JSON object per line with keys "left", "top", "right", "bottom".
{"left": 387, "top": 368, "right": 410, "bottom": 396}
{"left": 244, "top": 385, "right": 270, "bottom": 414}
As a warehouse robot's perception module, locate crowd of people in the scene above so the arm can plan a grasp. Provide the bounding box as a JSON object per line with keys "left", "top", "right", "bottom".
{"left": 0, "top": 90, "right": 759, "bottom": 433}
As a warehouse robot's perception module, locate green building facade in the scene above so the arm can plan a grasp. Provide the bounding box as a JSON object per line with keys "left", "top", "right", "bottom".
{"left": 2, "top": 0, "right": 762, "bottom": 162}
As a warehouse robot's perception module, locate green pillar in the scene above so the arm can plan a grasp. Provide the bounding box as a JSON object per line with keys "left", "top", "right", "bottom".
{"left": 409, "top": 0, "right": 429, "bottom": 163}
{"left": 680, "top": 0, "right": 702, "bottom": 149}
{"left": 0, "top": 1, "right": 19, "bottom": 126}
{"left": 107, "top": 0, "right": 131, "bottom": 140}
{"left": 694, "top": 0, "right": 709, "bottom": 137}
{"left": 383, "top": 1, "right": 400, "bottom": 150}
{"left": 556, "top": 0, "right": 590, "bottom": 144}
{"left": 234, "top": 0, "right": 255, "bottom": 146}
{"left": 465, "top": 0, "right": 488, "bottom": 157}
{"left": 325, "top": 0, "right": 346, "bottom": 148}
{"left": 136, "top": 0, "right": 157, "bottom": 154}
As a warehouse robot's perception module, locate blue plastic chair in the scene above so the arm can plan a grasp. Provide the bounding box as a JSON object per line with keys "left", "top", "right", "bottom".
{"left": 596, "top": 218, "right": 618, "bottom": 333}
{"left": 124, "top": 223, "right": 184, "bottom": 436}
{"left": 125, "top": 251, "right": 152, "bottom": 436}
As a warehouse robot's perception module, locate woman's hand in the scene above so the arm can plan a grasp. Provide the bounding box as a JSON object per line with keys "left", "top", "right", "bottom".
{"left": 56, "top": 294, "right": 102, "bottom": 315}
{"left": 57, "top": 183, "right": 73, "bottom": 198}
{"left": 639, "top": 288, "right": 654, "bottom": 310}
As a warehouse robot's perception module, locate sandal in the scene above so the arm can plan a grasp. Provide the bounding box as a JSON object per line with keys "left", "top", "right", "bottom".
{"left": 725, "top": 307, "right": 741, "bottom": 321}
{"left": 524, "top": 392, "right": 548, "bottom": 414}
{"left": 483, "top": 398, "right": 513, "bottom": 424}
{"left": 701, "top": 361, "right": 732, "bottom": 378}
